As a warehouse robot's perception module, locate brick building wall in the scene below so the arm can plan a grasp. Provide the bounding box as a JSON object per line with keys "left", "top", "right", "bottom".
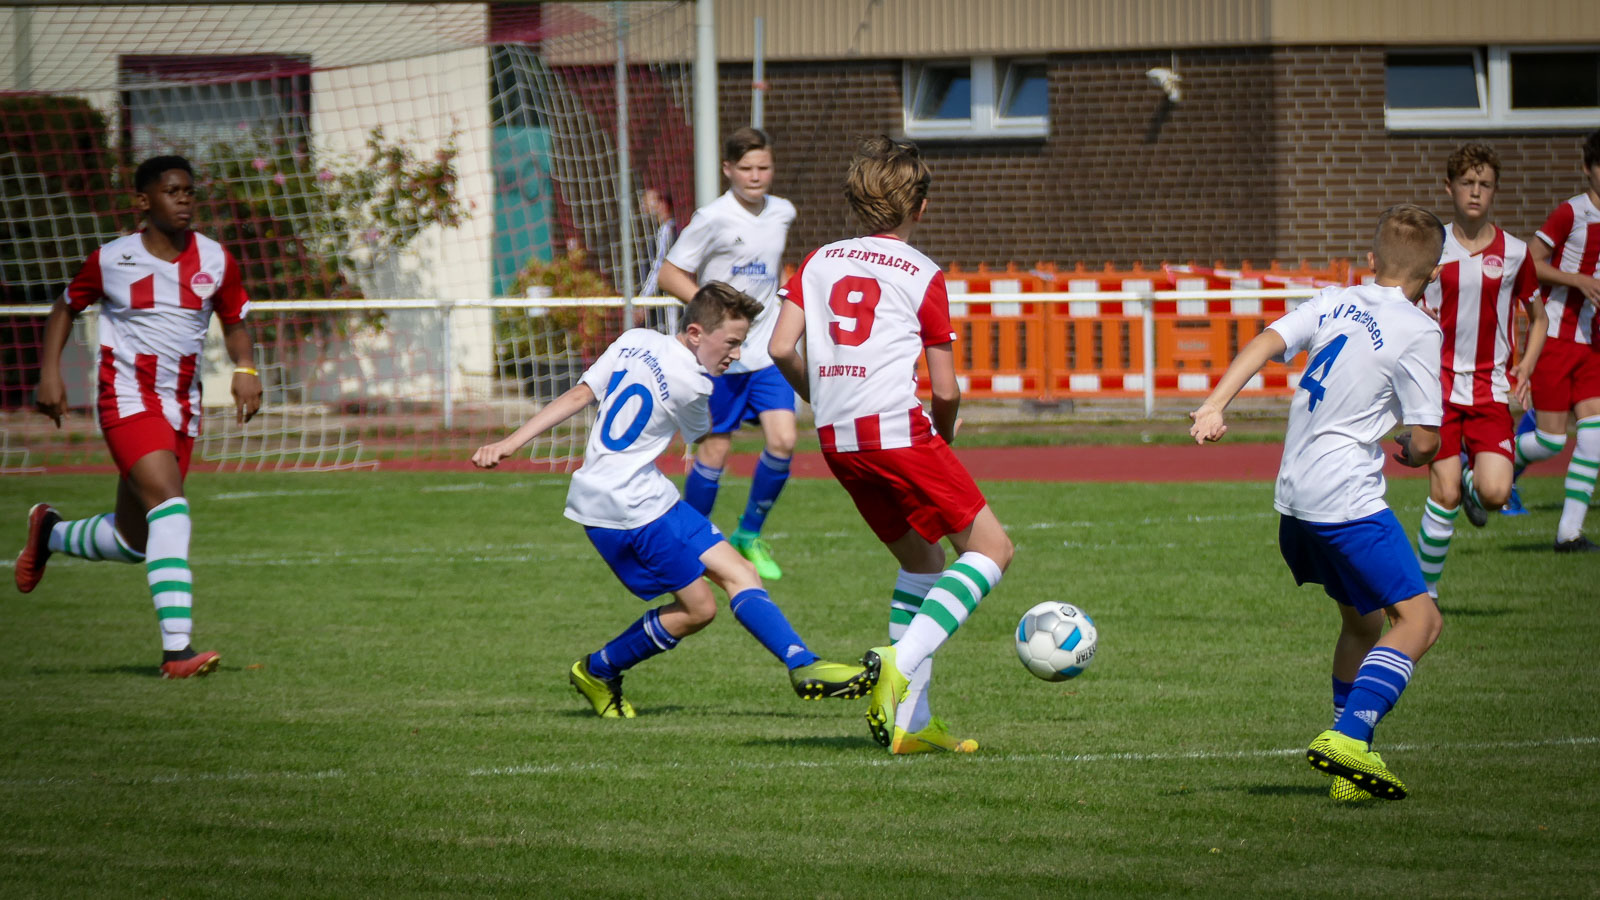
{"left": 717, "top": 48, "right": 1593, "bottom": 271}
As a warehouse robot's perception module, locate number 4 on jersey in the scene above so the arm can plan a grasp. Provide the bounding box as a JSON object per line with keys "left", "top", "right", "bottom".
{"left": 1297, "top": 334, "right": 1347, "bottom": 412}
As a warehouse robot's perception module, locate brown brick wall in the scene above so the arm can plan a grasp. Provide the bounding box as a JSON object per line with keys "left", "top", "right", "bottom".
{"left": 715, "top": 48, "right": 1593, "bottom": 271}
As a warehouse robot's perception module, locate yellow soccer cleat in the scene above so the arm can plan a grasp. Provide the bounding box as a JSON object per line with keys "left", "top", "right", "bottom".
{"left": 569, "top": 658, "right": 636, "bottom": 719}
{"left": 891, "top": 717, "right": 978, "bottom": 755}
{"left": 862, "top": 646, "right": 910, "bottom": 748}
{"left": 789, "top": 658, "right": 877, "bottom": 700}
{"left": 1307, "top": 729, "right": 1406, "bottom": 800}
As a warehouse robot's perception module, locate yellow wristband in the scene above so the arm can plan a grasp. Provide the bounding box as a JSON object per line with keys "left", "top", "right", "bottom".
{"left": 233, "top": 366, "right": 258, "bottom": 376}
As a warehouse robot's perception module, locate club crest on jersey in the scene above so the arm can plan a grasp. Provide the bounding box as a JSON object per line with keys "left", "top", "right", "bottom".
{"left": 1482, "top": 255, "right": 1504, "bottom": 279}
{"left": 189, "top": 271, "right": 217, "bottom": 300}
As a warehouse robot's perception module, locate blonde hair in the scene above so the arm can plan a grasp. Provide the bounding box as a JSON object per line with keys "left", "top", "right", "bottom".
{"left": 682, "top": 281, "right": 762, "bottom": 333}
{"left": 1372, "top": 204, "right": 1446, "bottom": 283}
{"left": 844, "top": 135, "right": 931, "bottom": 233}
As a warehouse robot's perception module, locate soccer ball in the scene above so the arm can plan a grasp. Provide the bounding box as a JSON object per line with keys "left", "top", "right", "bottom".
{"left": 1015, "top": 601, "right": 1098, "bottom": 682}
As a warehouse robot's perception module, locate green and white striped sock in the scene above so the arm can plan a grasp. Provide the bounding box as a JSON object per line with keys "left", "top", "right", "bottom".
{"left": 1514, "top": 428, "right": 1565, "bottom": 469}
{"left": 46, "top": 513, "right": 143, "bottom": 563}
{"left": 889, "top": 569, "right": 939, "bottom": 733}
{"left": 1416, "top": 499, "right": 1457, "bottom": 597}
{"left": 145, "top": 498, "right": 194, "bottom": 653}
{"left": 892, "top": 552, "right": 1003, "bottom": 677}
{"left": 1556, "top": 417, "right": 1600, "bottom": 543}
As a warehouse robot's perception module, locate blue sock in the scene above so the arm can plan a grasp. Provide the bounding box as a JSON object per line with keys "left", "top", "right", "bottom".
{"left": 683, "top": 460, "right": 722, "bottom": 518}
{"left": 1332, "top": 676, "right": 1354, "bottom": 726}
{"left": 1513, "top": 411, "right": 1537, "bottom": 479}
{"left": 588, "top": 607, "right": 679, "bottom": 680}
{"left": 1334, "top": 647, "right": 1414, "bottom": 744}
{"left": 738, "top": 451, "right": 792, "bottom": 535}
{"left": 729, "top": 587, "right": 818, "bottom": 670}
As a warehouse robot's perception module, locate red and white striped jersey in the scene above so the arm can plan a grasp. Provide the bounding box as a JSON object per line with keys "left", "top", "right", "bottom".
{"left": 65, "top": 231, "right": 250, "bottom": 436}
{"left": 1422, "top": 224, "right": 1540, "bottom": 406}
{"left": 1535, "top": 192, "right": 1600, "bottom": 344}
{"left": 778, "top": 234, "right": 955, "bottom": 453}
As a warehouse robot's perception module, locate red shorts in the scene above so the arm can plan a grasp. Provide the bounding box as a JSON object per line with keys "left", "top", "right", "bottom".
{"left": 103, "top": 412, "right": 194, "bottom": 479}
{"left": 1530, "top": 337, "right": 1600, "bottom": 412}
{"left": 823, "top": 438, "right": 987, "bottom": 544}
{"left": 1440, "top": 401, "right": 1514, "bottom": 461}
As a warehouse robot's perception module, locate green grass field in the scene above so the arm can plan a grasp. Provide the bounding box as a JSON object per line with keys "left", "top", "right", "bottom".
{"left": 1, "top": 470, "right": 1596, "bottom": 898}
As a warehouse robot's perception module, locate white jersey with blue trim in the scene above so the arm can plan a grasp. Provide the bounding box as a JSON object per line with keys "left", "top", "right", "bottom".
{"left": 565, "top": 328, "right": 713, "bottom": 530}
{"left": 1267, "top": 283, "right": 1443, "bottom": 523}
{"left": 665, "top": 190, "right": 795, "bottom": 373}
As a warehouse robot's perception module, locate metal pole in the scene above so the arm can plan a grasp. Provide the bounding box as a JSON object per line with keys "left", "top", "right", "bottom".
{"left": 442, "top": 303, "right": 455, "bottom": 430}
{"left": 693, "top": 0, "right": 719, "bottom": 209}
{"left": 12, "top": 7, "right": 33, "bottom": 90}
{"left": 752, "top": 16, "right": 765, "bottom": 129}
{"left": 1141, "top": 293, "right": 1156, "bottom": 418}
{"left": 614, "top": 3, "right": 636, "bottom": 327}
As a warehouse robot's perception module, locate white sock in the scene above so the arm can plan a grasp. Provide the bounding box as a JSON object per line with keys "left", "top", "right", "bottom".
{"left": 893, "top": 552, "right": 1003, "bottom": 678}
{"left": 145, "top": 498, "right": 195, "bottom": 653}
{"left": 889, "top": 569, "right": 939, "bottom": 733}
{"left": 47, "top": 513, "right": 143, "bottom": 562}
{"left": 1515, "top": 428, "right": 1565, "bottom": 468}
{"left": 1557, "top": 416, "right": 1600, "bottom": 543}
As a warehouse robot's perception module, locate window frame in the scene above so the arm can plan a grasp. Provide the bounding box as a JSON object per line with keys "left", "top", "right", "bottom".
{"left": 903, "top": 56, "right": 1049, "bottom": 140}
{"left": 1385, "top": 44, "right": 1600, "bottom": 132}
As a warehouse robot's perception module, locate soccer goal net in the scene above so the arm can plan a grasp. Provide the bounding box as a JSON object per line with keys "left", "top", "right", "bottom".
{"left": 0, "top": 2, "right": 695, "bottom": 473}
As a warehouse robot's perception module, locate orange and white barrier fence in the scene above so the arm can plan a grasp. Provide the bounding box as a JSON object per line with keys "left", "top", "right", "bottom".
{"left": 921, "top": 261, "right": 1360, "bottom": 414}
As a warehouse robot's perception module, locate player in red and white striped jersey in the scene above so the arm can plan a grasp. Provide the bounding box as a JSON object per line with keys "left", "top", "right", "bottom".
{"left": 15, "top": 156, "right": 262, "bottom": 677}
{"left": 1413, "top": 144, "right": 1548, "bottom": 597}
{"left": 1517, "top": 130, "right": 1600, "bottom": 552}
{"left": 770, "top": 136, "right": 1014, "bottom": 755}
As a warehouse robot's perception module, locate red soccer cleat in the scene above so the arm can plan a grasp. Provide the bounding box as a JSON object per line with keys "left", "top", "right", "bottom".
{"left": 160, "top": 650, "right": 221, "bottom": 679}
{"left": 15, "top": 503, "right": 60, "bottom": 594}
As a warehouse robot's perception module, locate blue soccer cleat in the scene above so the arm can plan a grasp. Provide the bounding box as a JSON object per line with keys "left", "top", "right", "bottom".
{"left": 1501, "top": 483, "right": 1528, "bottom": 516}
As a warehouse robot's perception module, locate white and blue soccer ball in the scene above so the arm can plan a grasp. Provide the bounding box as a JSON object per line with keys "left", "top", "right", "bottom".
{"left": 1015, "top": 601, "right": 1098, "bottom": 682}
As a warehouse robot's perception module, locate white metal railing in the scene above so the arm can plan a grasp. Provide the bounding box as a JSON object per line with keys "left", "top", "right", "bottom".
{"left": 1, "top": 287, "right": 1327, "bottom": 418}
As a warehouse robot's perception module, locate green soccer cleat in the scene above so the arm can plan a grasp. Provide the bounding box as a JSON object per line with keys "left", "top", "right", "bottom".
{"left": 891, "top": 717, "right": 978, "bottom": 755}
{"left": 1306, "top": 729, "right": 1407, "bottom": 800}
{"left": 569, "top": 658, "right": 636, "bottom": 719}
{"left": 862, "top": 646, "right": 909, "bottom": 748}
{"left": 730, "top": 531, "right": 784, "bottom": 581}
{"left": 789, "top": 658, "right": 878, "bottom": 700}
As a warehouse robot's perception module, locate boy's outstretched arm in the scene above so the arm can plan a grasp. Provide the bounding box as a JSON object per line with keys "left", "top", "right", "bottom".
{"left": 1189, "top": 329, "right": 1288, "bottom": 444}
{"left": 471, "top": 382, "right": 596, "bottom": 468}
{"left": 769, "top": 300, "right": 810, "bottom": 402}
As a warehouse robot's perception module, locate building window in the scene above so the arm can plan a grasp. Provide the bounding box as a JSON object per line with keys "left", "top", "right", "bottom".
{"left": 120, "top": 55, "right": 312, "bottom": 159}
{"left": 1385, "top": 46, "right": 1600, "bottom": 131}
{"left": 903, "top": 57, "right": 1048, "bottom": 140}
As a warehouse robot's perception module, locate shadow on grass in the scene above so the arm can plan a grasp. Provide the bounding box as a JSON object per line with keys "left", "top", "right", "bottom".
{"left": 1243, "top": 783, "right": 1333, "bottom": 797}
{"left": 741, "top": 735, "right": 872, "bottom": 752}
{"left": 24, "top": 663, "right": 162, "bottom": 677}
{"left": 1502, "top": 542, "right": 1567, "bottom": 554}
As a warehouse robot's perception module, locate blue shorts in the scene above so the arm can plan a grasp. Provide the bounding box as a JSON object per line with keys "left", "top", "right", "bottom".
{"left": 708, "top": 365, "right": 796, "bottom": 434}
{"left": 1278, "top": 510, "right": 1429, "bottom": 615}
{"left": 584, "top": 501, "right": 725, "bottom": 600}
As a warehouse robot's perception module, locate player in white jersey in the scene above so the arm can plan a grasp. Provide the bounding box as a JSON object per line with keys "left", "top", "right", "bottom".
{"left": 1513, "top": 130, "right": 1600, "bottom": 552}
{"left": 771, "top": 136, "right": 1014, "bottom": 755}
{"left": 1413, "top": 144, "right": 1547, "bottom": 596}
{"left": 471, "top": 283, "right": 873, "bottom": 718}
{"left": 1191, "top": 205, "right": 1446, "bottom": 802}
{"left": 15, "top": 156, "right": 261, "bottom": 679}
{"left": 659, "top": 127, "right": 799, "bottom": 581}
